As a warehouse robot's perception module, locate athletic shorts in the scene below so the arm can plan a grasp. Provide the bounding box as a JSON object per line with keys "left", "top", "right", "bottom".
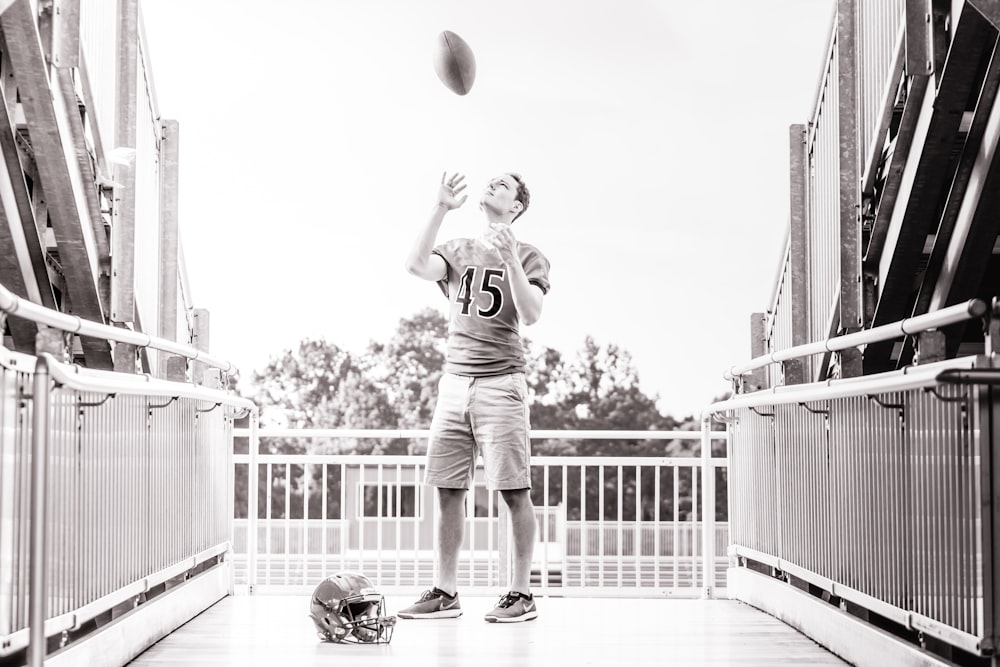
{"left": 425, "top": 372, "right": 532, "bottom": 491}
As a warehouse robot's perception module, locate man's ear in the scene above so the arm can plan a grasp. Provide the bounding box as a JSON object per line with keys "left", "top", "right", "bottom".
{"left": 511, "top": 201, "right": 523, "bottom": 214}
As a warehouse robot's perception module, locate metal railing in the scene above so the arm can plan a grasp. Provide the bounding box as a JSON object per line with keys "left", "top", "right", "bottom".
{"left": 726, "top": 298, "right": 987, "bottom": 381}
{"left": 0, "top": 282, "right": 249, "bottom": 666}
{"left": 232, "top": 427, "right": 729, "bottom": 599}
{"left": 711, "top": 296, "right": 999, "bottom": 658}
{"left": 0, "top": 282, "right": 233, "bottom": 374}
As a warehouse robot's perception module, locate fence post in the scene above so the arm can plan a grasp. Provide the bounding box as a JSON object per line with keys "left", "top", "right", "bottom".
{"left": 701, "top": 417, "right": 716, "bottom": 599}
{"left": 248, "top": 409, "right": 259, "bottom": 594}
{"left": 28, "top": 354, "right": 50, "bottom": 667}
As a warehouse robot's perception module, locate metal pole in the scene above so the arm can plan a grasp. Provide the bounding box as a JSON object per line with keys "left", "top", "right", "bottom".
{"left": 28, "top": 355, "right": 50, "bottom": 667}
{"left": 701, "top": 416, "right": 716, "bottom": 599}
{"left": 248, "top": 408, "right": 259, "bottom": 594}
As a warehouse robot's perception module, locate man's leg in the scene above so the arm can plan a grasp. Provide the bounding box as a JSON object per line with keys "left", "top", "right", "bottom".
{"left": 436, "top": 487, "right": 467, "bottom": 595}
{"left": 500, "top": 488, "right": 535, "bottom": 595}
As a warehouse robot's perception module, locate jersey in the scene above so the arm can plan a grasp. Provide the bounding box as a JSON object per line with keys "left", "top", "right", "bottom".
{"left": 432, "top": 237, "right": 551, "bottom": 377}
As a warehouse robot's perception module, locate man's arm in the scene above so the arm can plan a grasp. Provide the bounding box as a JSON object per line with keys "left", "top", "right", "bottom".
{"left": 504, "top": 258, "right": 544, "bottom": 326}
{"left": 404, "top": 172, "right": 467, "bottom": 282}
{"left": 487, "top": 222, "right": 544, "bottom": 326}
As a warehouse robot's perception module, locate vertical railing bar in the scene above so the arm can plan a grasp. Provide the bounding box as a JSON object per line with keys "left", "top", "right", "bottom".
{"left": 283, "top": 462, "right": 291, "bottom": 584}
{"left": 265, "top": 462, "right": 272, "bottom": 586}
{"left": 340, "top": 462, "right": 348, "bottom": 573}
{"left": 616, "top": 464, "right": 623, "bottom": 591}
{"left": 376, "top": 463, "right": 384, "bottom": 585}
{"left": 301, "top": 461, "right": 309, "bottom": 585}
{"left": 561, "top": 464, "right": 568, "bottom": 593}
{"left": 598, "top": 465, "right": 605, "bottom": 589}
{"left": 413, "top": 461, "right": 421, "bottom": 587}
{"left": 321, "top": 462, "right": 328, "bottom": 579}
{"left": 634, "top": 464, "right": 641, "bottom": 592}
{"left": 542, "top": 463, "right": 550, "bottom": 594}
{"left": 395, "top": 462, "right": 402, "bottom": 588}
{"left": 691, "top": 463, "right": 699, "bottom": 592}
{"left": 28, "top": 355, "right": 50, "bottom": 667}
{"left": 654, "top": 463, "right": 661, "bottom": 590}
{"left": 580, "top": 464, "right": 586, "bottom": 592}
{"left": 359, "top": 462, "right": 366, "bottom": 574}
{"left": 701, "top": 420, "right": 716, "bottom": 599}
{"left": 673, "top": 465, "right": 679, "bottom": 589}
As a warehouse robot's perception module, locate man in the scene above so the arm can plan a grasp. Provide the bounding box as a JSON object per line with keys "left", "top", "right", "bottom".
{"left": 399, "top": 171, "right": 551, "bottom": 623}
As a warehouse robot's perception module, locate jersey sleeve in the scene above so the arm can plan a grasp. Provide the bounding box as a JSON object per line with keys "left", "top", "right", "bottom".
{"left": 431, "top": 238, "right": 463, "bottom": 298}
{"left": 520, "top": 244, "right": 552, "bottom": 295}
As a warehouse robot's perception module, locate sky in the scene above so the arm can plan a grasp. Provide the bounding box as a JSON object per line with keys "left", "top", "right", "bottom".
{"left": 139, "top": 0, "right": 836, "bottom": 419}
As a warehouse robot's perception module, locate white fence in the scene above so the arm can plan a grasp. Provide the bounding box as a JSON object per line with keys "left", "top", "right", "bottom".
{"left": 232, "top": 428, "right": 729, "bottom": 598}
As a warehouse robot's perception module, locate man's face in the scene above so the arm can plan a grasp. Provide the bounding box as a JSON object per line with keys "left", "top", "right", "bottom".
{"left": 480, "top": 174, "right": 521, "bottom": 217}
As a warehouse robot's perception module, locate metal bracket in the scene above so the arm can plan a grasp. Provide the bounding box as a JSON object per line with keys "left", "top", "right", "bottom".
{"left": 749, "top": 406, "right": 775, "bottom": 417}
{"left": 148, "top": 397, "right": 179, "bottom": 410}
{"left": 866, "top": 395, "right": 903, "bottom": 410}
{"left": 77, "top": 394, "right": 115, "bottom": 408}
{"left": 797, "top": 402, "right": 829, "bottom": 415}
{"left": 922, "top": 387, "right": 968, "bottom": 403}
{"left": 195, "top": 402, "right": 222, "bottom": 414}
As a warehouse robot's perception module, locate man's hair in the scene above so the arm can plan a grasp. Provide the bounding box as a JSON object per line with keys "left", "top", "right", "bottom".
{"left": 510, "top": 173, "right": 530, "bottom": 222}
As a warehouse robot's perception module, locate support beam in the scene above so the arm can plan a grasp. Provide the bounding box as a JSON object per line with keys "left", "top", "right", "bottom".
{"left": 898, "top": 32, "right": 1000, "bottom": 365}
{"left": 929, "top": 54, "right": 1000, "bottom": 356}
{"left": 50, "top": 0, "right": 80, "bottom": 69}
{"left": 157, "top": 119, "right": 180, "bottom": 378}
{"left": 865, "top": 5, "right": 997, "bottom": 371}
{"left": 0, "top": 46, "right": 56, "bottom": 351}
{"left": 788, "top": 124, "right": 810, "bottom": 382}
{"left": 1, "top": 0, "right": 110, "bottom": 367}
{"left": 836, "top": 0, "right": 862, "bottom": 376}
{"left": 112, "top": 0, "right": 138, "bottom": 372}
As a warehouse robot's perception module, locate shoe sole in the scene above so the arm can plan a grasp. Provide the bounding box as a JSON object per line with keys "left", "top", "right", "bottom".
{"left": 484, "top": 610, "right": 538, "bottom": 623}
{"left": 397, "top": 609, "right": 463, "bottom": 619}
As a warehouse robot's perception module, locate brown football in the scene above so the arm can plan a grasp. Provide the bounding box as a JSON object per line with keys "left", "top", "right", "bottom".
{"left": 433, "top": 30, "right": 476, "bottom": 96}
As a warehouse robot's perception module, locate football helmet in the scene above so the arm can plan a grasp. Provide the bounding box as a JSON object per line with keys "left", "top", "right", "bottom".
{"left": 309, "top": 572, "right": 396, "bottom": 644}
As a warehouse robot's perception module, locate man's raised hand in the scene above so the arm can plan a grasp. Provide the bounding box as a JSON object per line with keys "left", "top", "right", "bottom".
{"left": 438, "top": 172, "right": 468, "bottom": 210}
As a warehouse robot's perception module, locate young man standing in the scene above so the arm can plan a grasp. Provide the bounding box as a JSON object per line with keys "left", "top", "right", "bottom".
{"left": 399, "top": 171, "right": 551, "bottom": 623}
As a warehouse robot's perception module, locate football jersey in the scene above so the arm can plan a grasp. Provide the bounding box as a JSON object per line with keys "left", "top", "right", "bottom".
{"left": 432, "top": 237, "right": 551, "bottom": 376}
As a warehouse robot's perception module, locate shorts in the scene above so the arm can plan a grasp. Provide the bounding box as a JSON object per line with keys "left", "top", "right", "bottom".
{"left": 425, "top": 372, "right": 532, "bottom": 491}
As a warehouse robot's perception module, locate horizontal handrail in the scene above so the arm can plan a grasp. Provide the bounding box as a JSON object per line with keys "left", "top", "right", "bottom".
{"left": 0, "top": 281, "right": 235, "bottom": 373}
{"left": 724, "top": 298, "right": 987, "bottom": 379}
{"left": 42, "top": 352, "right": 254, "bottom": 411}
{"left": 232, "top": 452, "right": 728, "bottom": 467}
{"left": 237, "top": 427, "right": 726, "bottom": 441}
{"left": 706, "top": 355, "right": 980, "bottom": 417}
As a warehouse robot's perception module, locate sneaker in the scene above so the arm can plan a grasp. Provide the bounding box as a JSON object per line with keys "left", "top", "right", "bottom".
{"left": 397, "top": 587, "right": 462, "bottom": 619}
{"left": 484, "top": 591, "right": 537, "bottom": 623}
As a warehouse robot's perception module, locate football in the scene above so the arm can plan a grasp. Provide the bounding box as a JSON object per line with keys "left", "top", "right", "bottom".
{"left": 433, "top": 30, "right": 476, "bottom": 96}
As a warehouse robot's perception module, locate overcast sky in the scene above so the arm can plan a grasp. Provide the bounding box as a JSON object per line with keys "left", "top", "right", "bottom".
{"left": 139, "top": 0, "right": 836, "bottom": 418}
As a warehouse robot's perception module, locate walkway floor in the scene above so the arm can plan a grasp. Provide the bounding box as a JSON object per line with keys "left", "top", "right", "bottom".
{"left": 127, "top": 594, "right": 848, "bottom": 666}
